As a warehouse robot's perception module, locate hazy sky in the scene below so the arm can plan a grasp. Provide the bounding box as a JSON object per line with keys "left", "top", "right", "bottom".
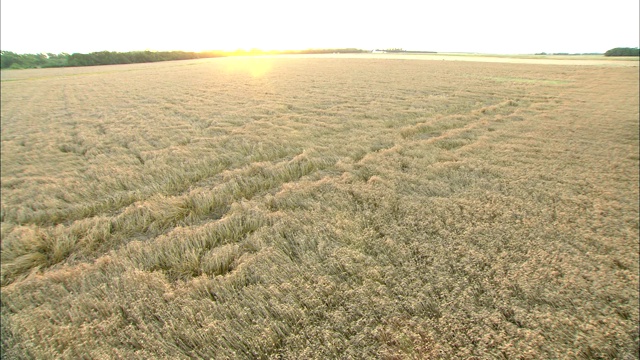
{"left": 2, "top": 0, "right": 639, "bottom": 54}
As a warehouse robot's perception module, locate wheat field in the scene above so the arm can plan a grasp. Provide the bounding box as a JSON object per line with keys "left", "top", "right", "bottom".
{"left": 1, "top": 55, "right": 638, "bottom": 359}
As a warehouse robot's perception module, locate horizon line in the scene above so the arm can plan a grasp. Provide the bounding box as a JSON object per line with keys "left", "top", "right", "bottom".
{"left": 1, "top": 47, "right": 624, "bottom": 56}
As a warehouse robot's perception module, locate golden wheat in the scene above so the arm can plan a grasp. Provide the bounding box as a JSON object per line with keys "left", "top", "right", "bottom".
{"left": 1, "top": 56, "right": 638, "bottom": 358}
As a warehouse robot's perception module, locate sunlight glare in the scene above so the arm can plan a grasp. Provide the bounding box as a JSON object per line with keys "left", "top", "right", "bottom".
{"left": 220, "top": 57, "right": 273, "bottom": 78}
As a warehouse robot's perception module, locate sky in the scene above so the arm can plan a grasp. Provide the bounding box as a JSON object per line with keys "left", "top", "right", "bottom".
{"left": 1, "top": 0, "right": 639, "bottom": 55}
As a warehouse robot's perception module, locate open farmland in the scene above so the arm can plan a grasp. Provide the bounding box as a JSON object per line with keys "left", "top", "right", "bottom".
{"left": 1, "top": 55, "right": 638, "bottom": 358}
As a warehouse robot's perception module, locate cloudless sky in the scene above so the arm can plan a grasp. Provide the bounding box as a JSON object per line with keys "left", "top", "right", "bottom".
{"left": 1, "top": 0, "right": 639, "bottom": 54}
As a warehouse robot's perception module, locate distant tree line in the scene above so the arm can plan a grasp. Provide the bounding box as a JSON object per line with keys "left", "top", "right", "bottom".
{"left": 65, "top": 51, "right": 225, "bottom": 67}
{"left": 0, "top": 50, "right": 225, "bottom": 69}
{"left": 535, "top": 52, "right": 603, "bottom": 56}
{"left": 604, "top": 47, "right": 640, "bottom": 56}
{"left": 0, "top": 51, "right": 69, "bottom": 69}
{"left": 0, "top": 48, "right": 370, "bottom": 69}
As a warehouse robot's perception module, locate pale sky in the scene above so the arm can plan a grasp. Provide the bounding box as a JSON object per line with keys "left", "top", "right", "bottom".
{"left": 1, "top": 0, "right": 639, "bottom": 54}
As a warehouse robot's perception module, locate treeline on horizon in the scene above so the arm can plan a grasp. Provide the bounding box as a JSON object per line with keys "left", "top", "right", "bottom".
{"left": 534, "top": 47, "right": 639, "bottom": 56}
{"left": 603, "top": 47, "right": 640, "bottom": 56}
{"left": 0, "top": 48, "right": 369, "bottom": 69}
{"left": 535, "top": 52, "right": 604, "bottom": 56}
{"left": 3, "top": 47, "right": 638, "bottom": 69}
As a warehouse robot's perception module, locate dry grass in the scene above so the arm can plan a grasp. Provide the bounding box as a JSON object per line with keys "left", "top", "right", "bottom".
{"left": 1, "top": 56, "right": 638, "bottom": 359}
